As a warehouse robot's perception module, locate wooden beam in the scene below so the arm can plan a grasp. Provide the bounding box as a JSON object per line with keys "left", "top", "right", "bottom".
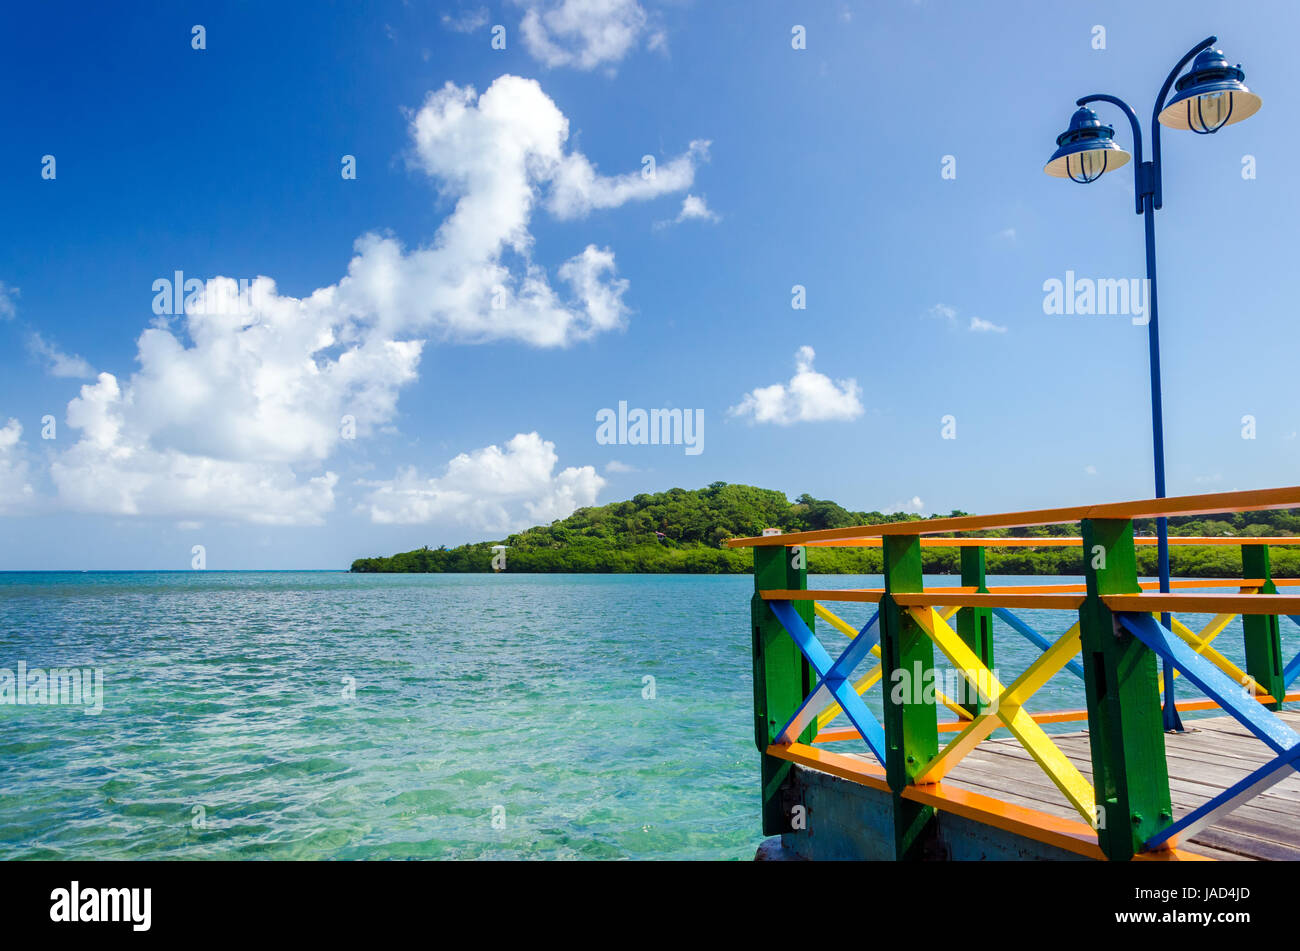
{"left": 892, "top": 592, "right": 1086, "bottom": 610}
{"left": 759, "top": 588, "right": 884, "bottom": 603}
{"left": 799, "top": 536, "right": 1300, "bottom": 548}
{"left": 1104, "top": 592, "right": 1300, "bottom": 615}
{"left": 727, "top": 485, "right": 1300, "bottom": 548}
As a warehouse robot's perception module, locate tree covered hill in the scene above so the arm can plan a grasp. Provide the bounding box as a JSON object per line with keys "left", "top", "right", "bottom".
{"left": 349, "top": 482, "right": 1300, "bottom": 576}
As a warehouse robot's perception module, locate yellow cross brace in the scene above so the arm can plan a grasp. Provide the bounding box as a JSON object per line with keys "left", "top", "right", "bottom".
{"left": 1166, "top": 615, "right": 1261, "bottom": 696}
{"left": 1159, "top": 587, "right": 1256, "bottom": 689}
{"left": 909, "top": 607, "right": 1097, "bottom": 824}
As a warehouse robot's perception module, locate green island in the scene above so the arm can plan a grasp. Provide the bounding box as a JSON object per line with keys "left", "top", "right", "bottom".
{"left": 349, "top": 482, "right": 1300, "bottom": 576}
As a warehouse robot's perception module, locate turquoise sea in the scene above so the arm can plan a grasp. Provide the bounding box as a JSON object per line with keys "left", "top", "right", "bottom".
{"left": 0, "top": 572, "right": 1288, "bottom": 860}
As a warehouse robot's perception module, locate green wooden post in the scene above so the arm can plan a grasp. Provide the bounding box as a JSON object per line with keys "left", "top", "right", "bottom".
{"left": 1242, "top": 544, "right": 1285, "bottom": 711}
{"left": 1078, "top": 518, "right": 1173, "bottom": 860}
{"left": 956, "top": 546, "right": 994, "bottom": 716}
{"left": 879, "top": 534, "right": 940, "bottom": 860}
{"left": 751, "top": 540, "right": 817, "bottom": 836}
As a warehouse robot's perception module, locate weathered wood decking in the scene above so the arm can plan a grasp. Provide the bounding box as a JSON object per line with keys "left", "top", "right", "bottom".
{"left": 833, "top": 711, "right": 1300, "bottom": 860}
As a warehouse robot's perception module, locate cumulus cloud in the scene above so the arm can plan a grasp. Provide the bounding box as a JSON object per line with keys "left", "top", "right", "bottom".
{"left": 728, "top": 346, "right": 864, "bottom": 426}
{"left": 49, "top": 372, "right": 341, "bottom": 525}
{"left": 27, "top": 331, "right": 95, "bottom": 378}
{"left": 885, "top": 496, "right": 926, "bottom": 515}
{"left": 44, "top": 75, "right": 691, "bottom": 525}
{"left": 517, "top": 0, "right": 649, "bottom": 70}
{"left": 395, "top": 76, "right": 704, "bottom": 344}
{"left": 361, "top": 432, "right": 603, "bottom": 531}
{"left": 968, "top": 316, "right": 1007, "bottom": 333}
{"left": 0, "top": 419, "right": 35, "bottom": 514}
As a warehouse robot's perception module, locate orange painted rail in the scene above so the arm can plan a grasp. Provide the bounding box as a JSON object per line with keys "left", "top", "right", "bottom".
{"left": 892, "top": 591, "right": 1086, "bottom": 610}
{"left": 984, "top": 579, "right": 1268, "bottom": 593}
{"left": 802, "top": 536, "right": 1300, "bottom": 548}
{"left": 759, "top": 579, "right": 1280, "bottom": 602}
{"left": 728, "top": 485, "right": 1300, "bottom": 548}
{"left": 759, "top": 588, "right": 884, "bottom": 603}
{"left": 1102, "top": 592, "right": 1300, "bottom": 615}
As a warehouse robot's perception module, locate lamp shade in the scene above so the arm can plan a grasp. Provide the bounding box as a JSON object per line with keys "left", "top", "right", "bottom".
{"left": 1157, "top": 48, "right": 1261, "bottom": 133}
{"left": 1044, "top": 107, "right": 1131, "bottom": 182}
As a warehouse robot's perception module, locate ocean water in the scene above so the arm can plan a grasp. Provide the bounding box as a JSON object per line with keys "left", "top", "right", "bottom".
{"left": 0, "top": 572, "right": 1286, "bottom": 860}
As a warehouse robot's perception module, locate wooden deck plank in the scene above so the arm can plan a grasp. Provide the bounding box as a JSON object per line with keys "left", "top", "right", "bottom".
{"left": 980, "top": 732, "right": 1300, "bottom": 812}
{"left": 1186, "top": 827, "right": 1300, "bottom": 862}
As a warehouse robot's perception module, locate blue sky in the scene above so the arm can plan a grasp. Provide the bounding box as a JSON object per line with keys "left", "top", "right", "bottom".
{"left": 1, "top": 0, "right": 1296, "bottom": 569}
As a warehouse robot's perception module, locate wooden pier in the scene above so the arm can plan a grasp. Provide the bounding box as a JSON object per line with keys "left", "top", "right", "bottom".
{"left": 732, "top": 486, "right": 1300, "bottom": 861}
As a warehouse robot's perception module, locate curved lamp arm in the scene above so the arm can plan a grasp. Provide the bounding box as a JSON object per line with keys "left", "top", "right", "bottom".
{"left": 1075, "top": 94, "right": 1144, "bottom": 215}
{"left": 1151, "top": 35, "right": 1217, "bottom": 209}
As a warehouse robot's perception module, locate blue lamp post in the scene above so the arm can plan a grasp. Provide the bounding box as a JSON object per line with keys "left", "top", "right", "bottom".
{"left": 1045, "top": 36, "right": 1262, "bottom": 732}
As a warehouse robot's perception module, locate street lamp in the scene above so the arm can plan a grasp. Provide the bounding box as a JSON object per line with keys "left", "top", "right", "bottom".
{"left": 1159, "top": 48, "right": 1262, "bottom": 133}
{"left": 1045, "top": 107, "right": 1131, "bottom": 183}
{"left": 1045, "top": 36, "right": 1261, "bottom": 732}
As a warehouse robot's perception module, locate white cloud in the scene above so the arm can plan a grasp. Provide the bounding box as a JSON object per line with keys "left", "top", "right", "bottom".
{"left": 517, "top": 0, "right": 648, "bottom": 70}
{"left": 550, "top": 140, "right": 710, "bottom": 220}
{"left": 969, "top": 316, "right": 1007, "bottom": 333}
{"left": 42, "top": 74, "right": 701, "bottom": 525}
{"left": 0, "top": 419, "right": 35, "bottom": 514}
{"left": 50, "top": 373, "right": 341, "bottom": 525}
{"left": 675, "top": 194, "right": 718, "bottom": 223}
{"left": 885, "top": 496, "right": 926, "bottom": 515}
{"left": 27, "top": 331, "right": 95, "bottom": 378}
{"left": 57, "top": 280, "right": 424, "bottom": 466}
{"left": 930, "top": 304, "right": 1006, "bottom": 334}
{"left": 0, "top": 282, "right": 17, "bottom": 320}
{"left": 656, "top": 193, "right": 719, "bottom": 229}
{"left": 728, "top": 346, "right": 864, "bottom": 426}
{"left": 398, "top": 76, "right": 702, "bottom": 344}
{"left": 997, "top": 227, "right": 1016, "bottom": 240}
{"left": 361, "top": 432, "right": 603, "bottom": 531}
{"left": 604, "top": 459, "right": 637, "bottom": 473}
{"left": 442, "top": 7, "right": 490, "bottom": 32}
{"left": 1084, "top": 465, "right": 1097, "bottom": 476}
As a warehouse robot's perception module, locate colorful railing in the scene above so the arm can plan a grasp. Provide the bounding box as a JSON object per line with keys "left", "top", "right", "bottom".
{"left": 730, "top": 486, "right": 1300, "bottom": 861}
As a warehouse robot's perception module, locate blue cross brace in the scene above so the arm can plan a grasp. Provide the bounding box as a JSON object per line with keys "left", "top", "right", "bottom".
{"left": 1119, "top": 611, "right": 1300, "bottom": 850}
{"left": 767, "top": 601, "right": 886, "bottom": 766}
